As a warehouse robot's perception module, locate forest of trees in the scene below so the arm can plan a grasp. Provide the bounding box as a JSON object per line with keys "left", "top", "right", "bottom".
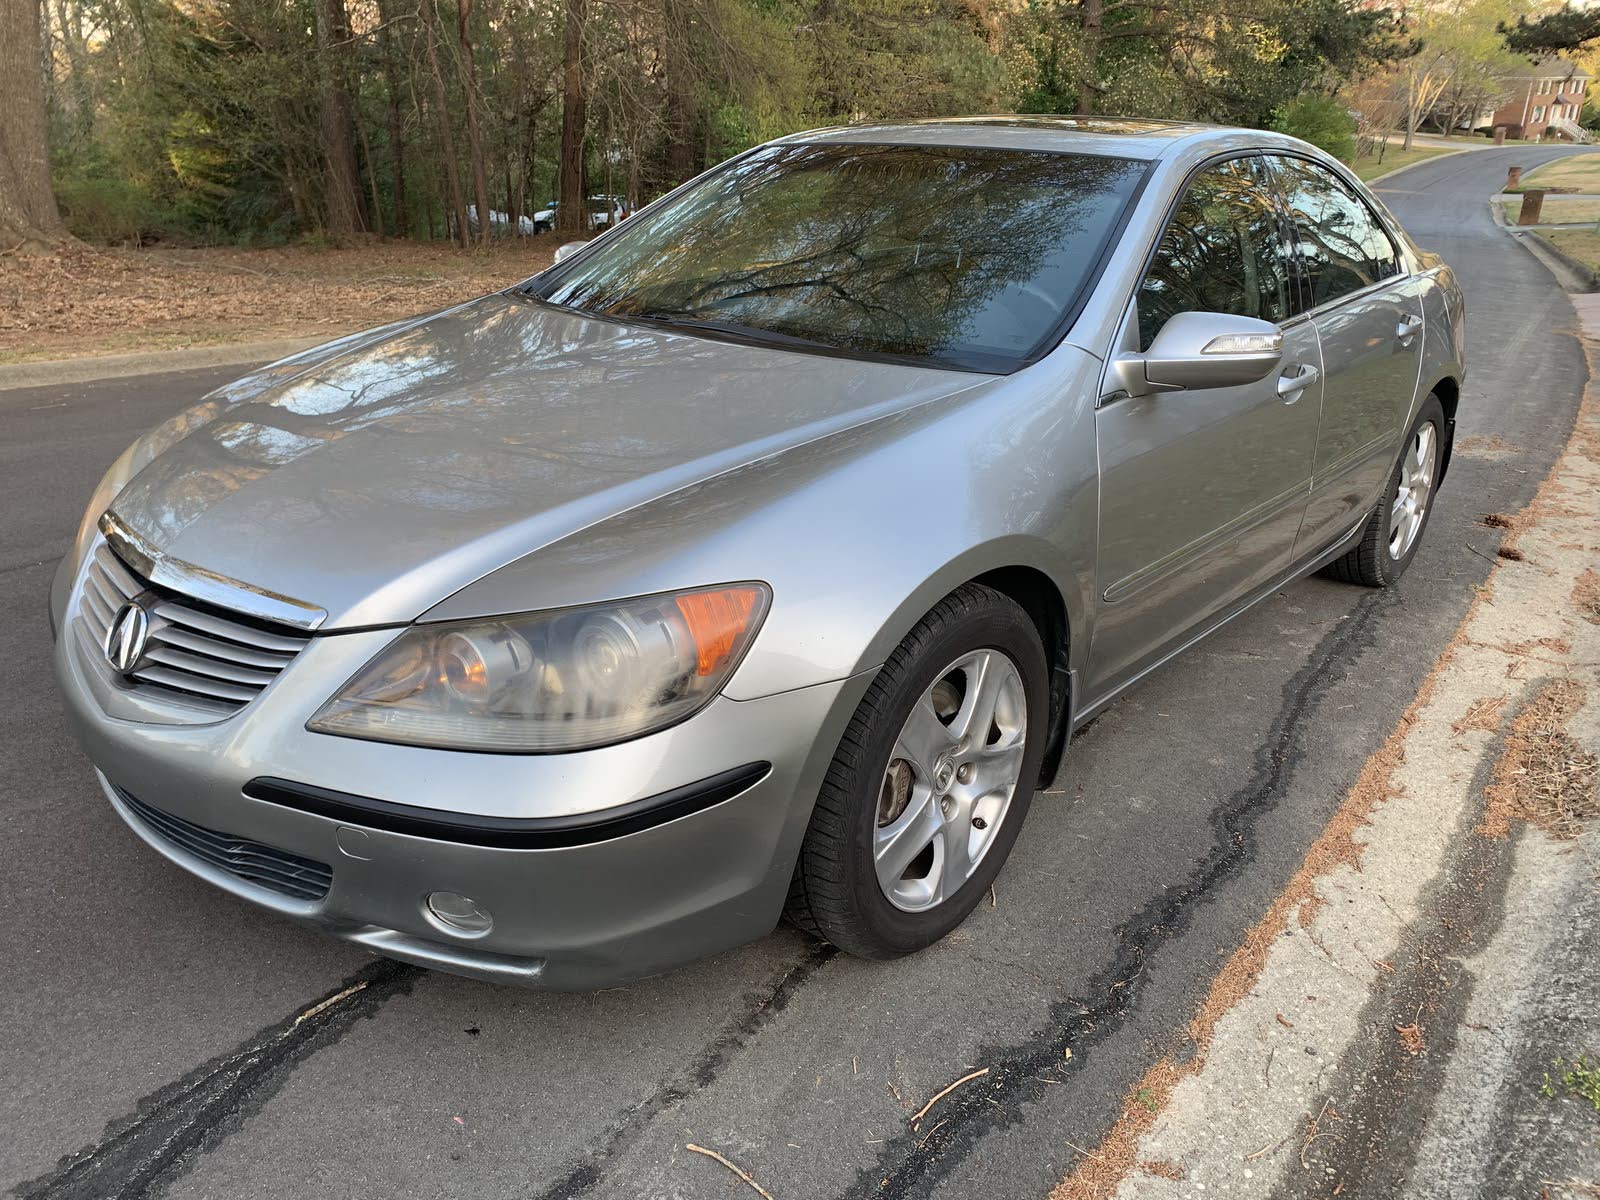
{"left": 0, "top": 0, "right": 1576, "bottom": 252}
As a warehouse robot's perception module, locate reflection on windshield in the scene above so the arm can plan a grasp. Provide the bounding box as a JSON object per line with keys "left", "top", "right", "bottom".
{"left": 534, "top": 143, "right": 1148, "bottom": 372}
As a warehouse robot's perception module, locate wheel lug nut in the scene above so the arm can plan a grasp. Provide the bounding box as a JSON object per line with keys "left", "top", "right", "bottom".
{"left": 957, "top": 763, "right": 974, "bottom": 784}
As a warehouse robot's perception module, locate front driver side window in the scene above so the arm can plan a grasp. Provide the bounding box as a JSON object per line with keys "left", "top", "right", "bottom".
{"left": 1270, "top": 156, "right": 1400, "bottom": 311}
{"left": 1136, "top": 157, "right": 1290, "bottom": 351}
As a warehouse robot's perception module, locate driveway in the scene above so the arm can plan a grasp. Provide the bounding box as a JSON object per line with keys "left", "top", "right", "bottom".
{"left": 1, "top": 145, "right": 1593, "bottom": 1200}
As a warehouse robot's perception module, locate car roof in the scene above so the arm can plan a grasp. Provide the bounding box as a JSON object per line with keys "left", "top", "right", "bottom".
{"left": 784, "top": 115, "right": 1291, "bottom": 162}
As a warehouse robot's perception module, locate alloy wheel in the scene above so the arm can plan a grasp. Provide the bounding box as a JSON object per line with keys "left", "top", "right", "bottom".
{"left": 1389, "top": 422, "right": 1437, "bottom": 560}
{"left": 873, "top": 649, "right": 1028, "bottom": 912}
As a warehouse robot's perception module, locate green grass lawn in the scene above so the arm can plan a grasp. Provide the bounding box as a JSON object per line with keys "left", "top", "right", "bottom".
{"left": 1349, "top": 144, "right": 1458, "bottom": 182}
{"left": 1521, "top": 154, "right": 1600, "bottom": 191}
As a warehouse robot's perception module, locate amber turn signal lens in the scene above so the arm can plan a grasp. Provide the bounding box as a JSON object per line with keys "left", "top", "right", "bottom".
{"left": 675, "top": 586, "right": 764, "bottom": 676}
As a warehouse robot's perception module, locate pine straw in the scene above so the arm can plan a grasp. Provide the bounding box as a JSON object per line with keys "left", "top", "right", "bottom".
{"left": 1452, "top": 695, "right": 1508, "bottom": 735}
{"left": 1574, "top": 568, "right": 1600, "bottom": 626}
{"left": 1047, "top": 653, "right": 1448, "bottom": 1200}
{"left": 1480, "top": 679, "right": 1599, "bottom": 841}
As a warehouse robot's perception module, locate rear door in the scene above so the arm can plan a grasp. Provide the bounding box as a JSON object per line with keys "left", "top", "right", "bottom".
{"left": 1089, "top": 155, "right": 1323, "bottom": 697}
{"left": 1265, "top": 155, "right": 1424, "bottom": 556}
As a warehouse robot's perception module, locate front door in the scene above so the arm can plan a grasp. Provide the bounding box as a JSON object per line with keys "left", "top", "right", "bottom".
{"left": 1090, "top": 156, "right": 1323, "bottom": 698}
{"left": 1265, "top": 155, "right": 1424, "bottom": 556}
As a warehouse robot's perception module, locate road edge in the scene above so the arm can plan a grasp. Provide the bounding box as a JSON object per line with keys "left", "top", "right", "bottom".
{"left": 1050, "top": 295, "right": 1600, "bottom": 1200}
{"left": 0, "top": 337, "right": 323, "bottom": 393}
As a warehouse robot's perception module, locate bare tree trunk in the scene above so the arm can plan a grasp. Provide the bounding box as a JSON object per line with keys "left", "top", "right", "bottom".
{"left": 422, "top": 0, "right": 469, "bottom": 246}
{"left": 315, "top": 0, "right": 366, "bottom": 237}
{"left": 50, "top": 0, "right": 94, "bottom": 145}
{"left": 556, "top": 0, "right": 588, "bottom": 238}
{"left": 663, "top": 0, "right": 697, "bottom": 185}
{"left": 0, "top": 0, "right": 67, "bottom": 251}
{"left": 520, "top": 108, "right": 537, "bottom": 230}
{"left": 1403, "top": 71, "right": 1420, "bottom": 152}
{"left": 379, "top": 0, "right": 410, "bottom": 237}
{"left": 1077, "top": 0, "right": 1103, "bottom": 114}
{"left": 456, "top": 0, "right": 491, "bottom": 245}
{"left": 357, "top": 120, "right": 385, "bottom": 237}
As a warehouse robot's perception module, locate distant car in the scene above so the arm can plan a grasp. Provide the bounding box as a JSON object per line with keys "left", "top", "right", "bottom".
{"left": 53, "top": 117, "right": 1464, "bottom": 989}
{"left": 531, "top": 194, "right": 628, "bottom": 233}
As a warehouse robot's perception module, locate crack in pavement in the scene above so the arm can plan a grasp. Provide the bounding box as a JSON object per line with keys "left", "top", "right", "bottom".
{"left": 14, "top": 960, "right": 420, "bottom": 1200}
{"left": 837, "top": 588, "right": 1404, "bottom": 1200}
{"left": 534, "top": 942, "right": 838, "bottom": 1200}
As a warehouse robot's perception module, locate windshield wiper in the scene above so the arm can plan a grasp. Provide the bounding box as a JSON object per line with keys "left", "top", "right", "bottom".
{"left": 628, "top": 310, "right": 839, "bottom": 353}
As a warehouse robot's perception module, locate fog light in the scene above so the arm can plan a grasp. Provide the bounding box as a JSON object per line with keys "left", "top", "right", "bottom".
{"left": 425, "top": 891, "right": 493, "bottom": 936}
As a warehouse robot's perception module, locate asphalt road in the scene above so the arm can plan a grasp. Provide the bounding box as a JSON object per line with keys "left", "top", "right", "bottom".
{"left": 1, "top": 145, "right": 1592, "bottom": 1200}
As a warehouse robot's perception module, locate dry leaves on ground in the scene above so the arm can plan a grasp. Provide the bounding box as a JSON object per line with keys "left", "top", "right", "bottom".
{"left": 0, "top": 239, "right": 559, "bottom": 363}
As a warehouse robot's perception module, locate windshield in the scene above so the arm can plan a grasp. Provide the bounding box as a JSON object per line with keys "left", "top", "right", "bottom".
{"left": 529, "top": 142, "right": 1149, "bottom": 373}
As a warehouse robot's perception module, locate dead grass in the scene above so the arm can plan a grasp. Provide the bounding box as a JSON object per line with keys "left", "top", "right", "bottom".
{"left": 1523, "top": 156, "right": 1600, "bottom": 192}
{"left": 1536, "top": 229, "right": 1600, "bottom": 275}
{"left": 1481, "top": 680, "right": 1599, "bottom": 841}
{"left": 0, "top": 239, "right": 560, "bottom": 364}
{"left": 1500, "top": 196, "right": 1600, "bottom": 225}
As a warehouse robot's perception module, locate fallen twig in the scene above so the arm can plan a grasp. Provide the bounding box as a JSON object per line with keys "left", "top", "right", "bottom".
{"left": 1246, "top": 1135, "right": 1288, "bottom": 1162}
{"left": 910, "top": 1067, "right": 989, "bottom": 1124}
{"left": 685, "top": 1144, "right": 776, "bottom": 1200}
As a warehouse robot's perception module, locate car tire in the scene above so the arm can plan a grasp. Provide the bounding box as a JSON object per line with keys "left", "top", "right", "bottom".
{"left": 1321, "top": 395, "right": 1446, "bottom": 588}
{"left": 785, "top": 583, "right": 1050, "bottom": 959}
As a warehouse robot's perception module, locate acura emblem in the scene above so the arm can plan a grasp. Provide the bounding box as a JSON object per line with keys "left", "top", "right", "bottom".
{"left": 104, "top": 601, "right": 151, "bottom": 674}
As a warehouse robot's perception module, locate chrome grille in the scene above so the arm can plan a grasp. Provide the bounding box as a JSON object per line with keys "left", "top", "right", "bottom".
{"left": 116, "top": 786, "right": 333, "bottom": 901}
{"left": 76, "top": 542, "right": 311, "bottom": 716}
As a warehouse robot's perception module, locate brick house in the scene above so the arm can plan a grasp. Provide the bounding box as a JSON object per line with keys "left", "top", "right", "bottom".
{"left": 1485, "top": 56, "right": 1592, "bottom": 142}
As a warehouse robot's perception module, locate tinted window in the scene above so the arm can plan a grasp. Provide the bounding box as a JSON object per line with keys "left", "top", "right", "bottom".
{"left": 532, "top": 143, "right": 1148, "bottom": 373}
{"left": 1271, "top": 156, "right": 1399, "bottom": 311}
{"left": 1136, "top": 157, "right": 1291, "bottom": 350}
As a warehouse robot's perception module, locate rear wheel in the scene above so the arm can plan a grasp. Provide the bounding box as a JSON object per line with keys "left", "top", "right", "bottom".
{"left": 786, "top": 584, "right": 1049, "bottom": 958}
{"left": 1322, "top": 395, "right": 1445, "bottom": 588}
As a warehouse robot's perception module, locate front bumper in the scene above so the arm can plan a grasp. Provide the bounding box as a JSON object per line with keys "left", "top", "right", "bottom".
{"left": 52, "top": 552, "right": 872, "bottom": 989}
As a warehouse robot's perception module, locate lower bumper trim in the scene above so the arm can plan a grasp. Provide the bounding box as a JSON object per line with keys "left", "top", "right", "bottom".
{"left": 241, "top": 761, "right": 772, "bottom": 850}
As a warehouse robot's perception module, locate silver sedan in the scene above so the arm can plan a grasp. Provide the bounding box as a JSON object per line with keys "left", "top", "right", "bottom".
{"left": 51, "top": 117, "right": 1465, "bottom": 988}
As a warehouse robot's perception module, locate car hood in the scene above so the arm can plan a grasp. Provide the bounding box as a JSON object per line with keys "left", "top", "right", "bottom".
{"left": 106, "top": 293, "right": 991, "bottom": 629}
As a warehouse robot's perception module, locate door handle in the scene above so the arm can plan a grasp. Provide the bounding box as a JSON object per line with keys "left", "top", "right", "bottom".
{"left": 1277, "top": 363, "right": 1320, "bottom": 399}
{"left": 1396, "top": 315, "right": 1423, "bottom": 344}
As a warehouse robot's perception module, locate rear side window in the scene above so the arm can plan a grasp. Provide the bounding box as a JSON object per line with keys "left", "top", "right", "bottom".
{"left": 1270, "top": 156, "right": 1399, "bottom": 311}
{"left": 1136, "top": 157, "right": 1291, "bottom": 351}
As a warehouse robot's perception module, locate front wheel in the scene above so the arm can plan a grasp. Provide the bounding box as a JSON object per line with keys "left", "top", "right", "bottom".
{"left": 1322, "top": 395, "right": 1445, "bottom": 588}
{"left": 785, "top": 584, "right": 1050, "bottom": 958}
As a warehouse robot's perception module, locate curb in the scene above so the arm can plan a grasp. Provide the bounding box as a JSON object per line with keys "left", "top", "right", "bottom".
{"left": 0, "top": 336, "right": 324, "bottom": 393}
{"left": 1363, "top": 144, "right": 1480, "bottom": 188}
{"left": 1491, "top": 196, "right": 1600, "bottom": 293}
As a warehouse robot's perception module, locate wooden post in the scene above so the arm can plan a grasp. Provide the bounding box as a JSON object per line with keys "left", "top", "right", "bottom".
{"left": 1506, "top": 165, "right": 1524, "bottom": 189}
{"left": 1494, "top": 126, "right": 1507, "bottom": 145}
{"left": 1518, "top": 189, "right": 1547, "bottom": 225}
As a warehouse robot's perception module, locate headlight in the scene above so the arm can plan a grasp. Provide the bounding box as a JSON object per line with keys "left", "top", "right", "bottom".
{"left": 307, "top": 584, "right": 770, "bottom": 752}
{"left": 72, "top": 443, "right": 140, "bottom": 567}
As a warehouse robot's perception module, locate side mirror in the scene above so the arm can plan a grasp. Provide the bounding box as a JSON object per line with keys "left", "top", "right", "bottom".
{"left": 1112, "top": 311, "right": 1283, "bottom": 397}
{"left": 553, "top": 241, "right": 587, "bottom": 263}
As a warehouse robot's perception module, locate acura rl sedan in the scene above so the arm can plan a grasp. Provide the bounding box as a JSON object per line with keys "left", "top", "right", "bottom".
{"left": 52, "top": 117, "right": 1464, "bottom": 989}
